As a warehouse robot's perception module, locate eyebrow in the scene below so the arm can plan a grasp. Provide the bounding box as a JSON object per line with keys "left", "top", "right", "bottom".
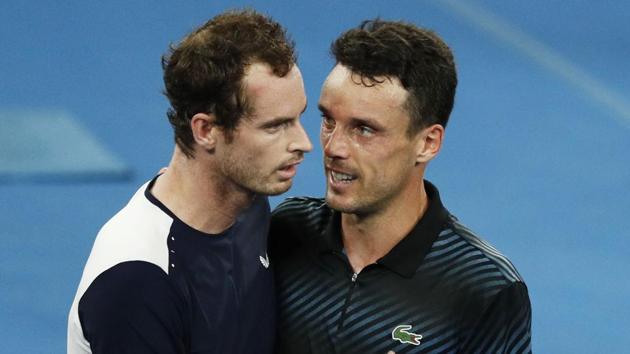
{"left": 318, "top": 104, "right": 384, "bottom": 130}
{"left": 259, "top": 103, "right": 308, "bottom": 128}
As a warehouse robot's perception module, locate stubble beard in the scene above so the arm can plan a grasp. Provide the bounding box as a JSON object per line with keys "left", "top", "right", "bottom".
{"left": 220, "top": 154, "right": 290, "bottom": 197}
{"left": 325, "top": 176, "right": 402, "bottom": 217}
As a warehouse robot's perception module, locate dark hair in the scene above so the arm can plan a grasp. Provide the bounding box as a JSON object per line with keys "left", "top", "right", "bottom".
{"left": 162, "top": 9, "right": 296, "bottom": 157}
{"left": 332, "top": 19, "right": 457, "bottom": 134}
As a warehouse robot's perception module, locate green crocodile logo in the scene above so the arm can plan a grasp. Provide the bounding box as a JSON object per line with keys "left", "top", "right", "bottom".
{"left": 391, "top": 325, "right": 422, "bottom": 346}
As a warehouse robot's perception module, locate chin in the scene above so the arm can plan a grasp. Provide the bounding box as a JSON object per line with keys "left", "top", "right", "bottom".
{"left": 326, "top": 192, "right": 379, "bottom": 215}
{"left": 262, "top": 181, "right": 293, "bottom": 196}
{"left": 325, "top": 193, "right": 354, "bottom": 213}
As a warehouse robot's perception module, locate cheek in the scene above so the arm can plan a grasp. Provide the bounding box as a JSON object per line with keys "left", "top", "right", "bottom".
{"left": 231, "top": 142, "right": 260, "bottom": 166}
{"left": 254, "top": 142, "right": 285, "bottom": 168}
{"left": 367, "top": 146, "right": 411, "bottom": 176}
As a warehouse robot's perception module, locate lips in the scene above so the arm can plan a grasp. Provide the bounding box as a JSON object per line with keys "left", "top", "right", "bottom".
{"left": 326, "top": 165, "right": 358, "bottom": 186}
{"left": 330, "top": 170, "right": 356, "bottom": 182}
{"left": 277, "top": 157, "right": 304, "bottom": 180}
{"left": 280, "top": 157, "right": 304, "bottom": 170}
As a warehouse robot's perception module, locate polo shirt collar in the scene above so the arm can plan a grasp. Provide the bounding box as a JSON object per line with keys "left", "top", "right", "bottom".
{"left": 320, "top": 180, "right": 450, "bottom": 278}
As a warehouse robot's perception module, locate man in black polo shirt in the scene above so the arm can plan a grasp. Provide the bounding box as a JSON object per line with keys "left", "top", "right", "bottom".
{"left": 270, "top": 20, "right": 532, "bottom": 353}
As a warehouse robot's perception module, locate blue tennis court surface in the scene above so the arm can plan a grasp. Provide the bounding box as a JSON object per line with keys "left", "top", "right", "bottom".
{"left": 1, "top": 1, "right": 628, "bottom": 352}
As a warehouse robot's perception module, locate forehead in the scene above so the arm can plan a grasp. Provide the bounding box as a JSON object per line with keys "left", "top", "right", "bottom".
{"left": 319, "top": 64, "right": 408, "bottom": 116}
{"left": 242, "top": 62, "right": 306, "bottom": 120}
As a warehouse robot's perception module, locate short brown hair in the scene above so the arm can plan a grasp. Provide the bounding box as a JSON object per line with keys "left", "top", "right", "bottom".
{"left": 162, "top": 9, "right": 297, "bottom": 157}
{"left": 332, "top": 20, "right": 457, "bottom": 135}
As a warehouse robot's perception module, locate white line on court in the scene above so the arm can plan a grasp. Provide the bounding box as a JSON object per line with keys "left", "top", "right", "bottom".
{"left": 437, "top": 0, "right": 630, "bottom": 130}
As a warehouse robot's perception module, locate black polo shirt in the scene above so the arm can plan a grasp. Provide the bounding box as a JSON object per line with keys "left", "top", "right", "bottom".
{"left": 270, "top": 181, "right": 532, "bottom": 354}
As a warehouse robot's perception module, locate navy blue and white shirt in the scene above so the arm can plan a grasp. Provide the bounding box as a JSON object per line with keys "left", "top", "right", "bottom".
{"left": 68, "top": 177, "right": 275, "bottom": 354}
{"left": 270, "top": 181, "right": 532, "bottom": 354}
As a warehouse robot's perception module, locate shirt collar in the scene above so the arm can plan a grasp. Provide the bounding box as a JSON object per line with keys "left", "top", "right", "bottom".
{"left": 319, "top": 180, "right": 450, "bottom": 278}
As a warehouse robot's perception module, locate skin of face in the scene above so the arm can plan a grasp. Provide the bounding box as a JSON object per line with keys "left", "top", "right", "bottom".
{"left": 319, "top": 64, "right": 425, "bottom": 215}
{"left": 215, "top": 62, "right": 312, "bottom": 196}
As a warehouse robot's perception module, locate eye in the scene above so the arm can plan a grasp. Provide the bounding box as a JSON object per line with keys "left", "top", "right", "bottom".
{"left": 278, "top": 121, "right": 292, "bottom": 129}
{"left": 264, "top": 120, "right": 292, "bottom": 133}
{"left": 356, "top": 125, "right": 375, "bottom": 137}
{"left": 321, "top": 115, "right": 335, "bottom": 130}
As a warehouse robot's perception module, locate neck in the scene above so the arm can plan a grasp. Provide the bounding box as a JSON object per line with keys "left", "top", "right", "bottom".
{"left": 151, "top": 147, "right": 255, "bottom": 234}
{"left": 341, "top": 175, "right": 428, "bottom": 273}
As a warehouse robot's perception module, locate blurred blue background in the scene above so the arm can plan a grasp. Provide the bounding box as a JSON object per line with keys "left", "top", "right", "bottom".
{"left": 1, "top": 1, "right": 629, "bottom": 352}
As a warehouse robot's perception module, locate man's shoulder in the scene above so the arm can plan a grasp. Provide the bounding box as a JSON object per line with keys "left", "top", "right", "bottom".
{"left": 428, "top": 216, "right": 527, "bottom": 297}
{"left": 101, "top": 179, "right": 172, "bottom": 234}
{"left": 269, "top": 197, "right": 331, "bottom": 256}
{"left": 271, "top": 197, "right": 331, "bottom": 229}
{"left": 72, "top": 261, "right": 186, "bottom": 352}
{"left": 76, "top": 181, "right": 174, "bottom": 302}
{"left": 435, "top": 219, "right": 532, "bottom": 352}
{"left": 272, "top": 196, "right": 328, "bottom": 217}
{"left": 79, "top": 261, "right": 179, "bottom": 311}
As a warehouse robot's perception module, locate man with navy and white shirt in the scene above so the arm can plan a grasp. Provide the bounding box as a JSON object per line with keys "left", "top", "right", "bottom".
{"left": 68, "top": 9, "right": 312, "bottom": 354}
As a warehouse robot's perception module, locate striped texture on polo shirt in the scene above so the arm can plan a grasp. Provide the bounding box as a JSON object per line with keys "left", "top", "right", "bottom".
{"left": 270, "top": 196, "right": 532, "bottom": 354}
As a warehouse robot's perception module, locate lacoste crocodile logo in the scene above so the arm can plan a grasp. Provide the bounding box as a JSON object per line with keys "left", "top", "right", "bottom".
{"left": 392, "top": 325, "right": 422, "bottom": 346}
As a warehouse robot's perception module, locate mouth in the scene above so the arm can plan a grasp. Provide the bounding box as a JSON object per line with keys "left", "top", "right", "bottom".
{"left": 327, "top": 166, "right": 357, "bottom": 185}
{"left": 281, "top": 157, "right": 304, "bottom": 170}
{"left": 277, "top": 158, "right": 304, "bottom": 180}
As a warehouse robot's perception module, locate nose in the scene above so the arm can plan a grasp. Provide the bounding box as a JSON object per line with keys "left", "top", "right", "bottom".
{"left": 288, "top": 121, "right": 313, "bottom": 153}
{"left": 321, "top": 126, "right": 349, "bottom": 159}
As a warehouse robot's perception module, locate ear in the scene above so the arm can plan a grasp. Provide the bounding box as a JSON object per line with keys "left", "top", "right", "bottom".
{"left": 190, "top": 113, "right": 220, "bottom": 151}
{"left": 415, "top": 124, "right": 444, "bottom": 164}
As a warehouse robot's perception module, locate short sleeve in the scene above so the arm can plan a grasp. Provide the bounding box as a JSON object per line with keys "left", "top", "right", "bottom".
{"left": 78, "top": 261, "right": 187, "bottom": 354}
{"left": 461, "top": 281, "right": 532, "bottom": 353}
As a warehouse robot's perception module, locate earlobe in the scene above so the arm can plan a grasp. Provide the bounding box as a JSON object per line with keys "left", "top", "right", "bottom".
{"left": 191, "top": 113, "right": 218, "bottom": 151}
{"left": 416, "top": 124, "right": 444, "bottom": 164}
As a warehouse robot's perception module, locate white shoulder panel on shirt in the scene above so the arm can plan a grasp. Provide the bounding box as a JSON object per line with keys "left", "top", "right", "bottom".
{"left": 68, "top": 180, "right": 173, "bottom": 354}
